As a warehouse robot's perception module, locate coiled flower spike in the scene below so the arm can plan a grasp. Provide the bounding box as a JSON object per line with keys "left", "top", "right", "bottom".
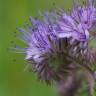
{"left": 16, "top": 0, "right": 96, "bottom": 96}
{"left": 18, "top": 15, "right": 71, "bottom": 84}
{"left": 18, "top": 14, "right": 89, "bottom": 84}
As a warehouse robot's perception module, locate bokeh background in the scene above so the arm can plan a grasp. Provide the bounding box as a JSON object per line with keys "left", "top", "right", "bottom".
{"left": 2, "top": 0, "right": 96, "bottom": 96}
{"left": 0, "top": 0, "right": 73, "bottom": 96}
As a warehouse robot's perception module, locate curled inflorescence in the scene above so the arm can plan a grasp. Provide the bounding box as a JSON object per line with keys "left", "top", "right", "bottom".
{"left": 16, "top": 0, "right": 96, "bottom": 95}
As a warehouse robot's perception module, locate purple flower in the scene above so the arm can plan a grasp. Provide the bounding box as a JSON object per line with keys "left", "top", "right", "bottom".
{"left": 16, "top": 0, "right": 96, "bottom": 95}
{"left": 17, "top": 6, "right": 94, "bottom": 84}
{"left": 57, "top": 13, "right": 89, "bottom": 41}
{"left": 72, "top": 0, "right": 96, "bottom": 29}
{"left": 18, "top": 12, "right": 89, "bottom": 84}
{"left": 18, "top": 16, "right": 64, "bottom": 84}
{"left": 16, "top": 0, "right": 95, "bottom": 88}
{"left": 57, "top": 0, "right": 96, "bottom": 42}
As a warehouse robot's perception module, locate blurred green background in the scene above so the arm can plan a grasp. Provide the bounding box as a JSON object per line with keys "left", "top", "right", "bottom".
{"left": 0, "top": 0, "right": 73, "bottom": 96}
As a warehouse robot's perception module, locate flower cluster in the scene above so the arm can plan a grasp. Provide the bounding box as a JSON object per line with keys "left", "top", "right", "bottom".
{"left": 17, "top": 0, "right": 96, "bottom": 95}
{"left": 58, "top": 0, "right": 96, "bottom": 40}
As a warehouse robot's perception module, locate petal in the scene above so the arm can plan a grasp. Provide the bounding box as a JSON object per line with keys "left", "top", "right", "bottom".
{"left": 58, "top": 13, "right": 76, "bottom": 31}
{"left": 85, "top": 29, "right": 90, "bottom": 40}
{"left": 72, "top": 31, "right": 86, "bottom": 41}
{"left": 57, "top": 32, "right": 72, "bottom": 38}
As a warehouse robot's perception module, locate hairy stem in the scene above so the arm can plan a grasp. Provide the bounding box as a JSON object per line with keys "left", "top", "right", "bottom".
{"left": 56, "top": 65, "right": 82, "bottom": 96}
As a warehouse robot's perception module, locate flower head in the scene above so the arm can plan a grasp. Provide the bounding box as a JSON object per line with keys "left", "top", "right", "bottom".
{"left": 18, "top": 12, "right": 89, "bottom": 84}
{"left": 72, "top": 0, "right": 96, "bottom": 29}
{"left": 17, "top": 1, "right": 96, "bottom": 93}
{"left": 57, "top": 12, "right": 90, "bottom": 41}
{"left": 57, "top": 0, "right": 96, "bottom": 42}
{"left": 18, "top": 15, "right": 65, "bottom": 84}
